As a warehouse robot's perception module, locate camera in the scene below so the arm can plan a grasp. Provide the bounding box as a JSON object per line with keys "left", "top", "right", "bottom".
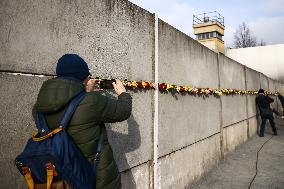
{"left": 99, "top": 79, "right": 116, "bottom": 89}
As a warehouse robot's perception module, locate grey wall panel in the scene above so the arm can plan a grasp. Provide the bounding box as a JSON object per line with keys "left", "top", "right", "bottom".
{"left": 269, "top": 78, "right": 276, "bottom": 93}
{"left": 219, "top": 54, "right": 245, "bottom": 90}
{"left": 248, "top": 116, "right": 258, "bottom": 138}
{"left": 158, "top": 20, "right": 219, "bottom": 88}
{"left": 158, "top": 20, "right": 220, "bottom": 157}
{"left": 106, "top": 90, "right": 153, "bottom": 172}
{"left": 121, "top": 162, "right": 151, "bottom": 189}
{"left": 0, "top": 73, "right": 48, "bottom": 188}
{"left": 268, "top": 79, "right": 277, "bottom": 110}
{"left": 245, "top": 67, "right": 260, "bottom": 117}
{"left": 0, "top": 0, "right": 154, "bottom": 82}
{"left": 223, "top": 121, "right": 248, "bottom": 155}
{"left": 247, "top": 96, "right": 258, "bottom": 117}
{"left": 246, "top": 67, "right": 260, "bottom": 91}
{"left": 260, "top": 73, "right": 269, "bottom": 91}
{"left": 275, "top": 81, "right": 282, "bottom": 112}
{"left": 221, "top": 95, "right": 247, "bottom": 127}
{"left": 158, "top": 93, "right": 220, "bottom": 157}
{"left": 219, "top": 55, "right": 247, "bottom": 126}
{"left": 159, "top": 134, "right": 220, "bottom": 189}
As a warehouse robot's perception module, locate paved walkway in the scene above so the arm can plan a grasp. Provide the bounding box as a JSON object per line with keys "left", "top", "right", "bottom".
{"left": 189, "top": 118, "right": 284, "bottom": 189}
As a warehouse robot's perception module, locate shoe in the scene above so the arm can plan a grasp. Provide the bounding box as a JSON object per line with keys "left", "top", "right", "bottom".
{"left": 259, "top": 133, "right": 264, "bottom": 137}
{"left": 273, "top": 132, "right": 278, "bottom": 136}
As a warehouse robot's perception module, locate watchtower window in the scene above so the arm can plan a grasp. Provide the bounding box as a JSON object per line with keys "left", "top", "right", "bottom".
{"left": 196, "top": 32, "right": 223, "bottom": 40}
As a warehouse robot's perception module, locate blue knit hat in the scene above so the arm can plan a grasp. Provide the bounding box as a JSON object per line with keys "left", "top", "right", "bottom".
{"left": 56, "top": 54, "right": 90, "bottom": 81}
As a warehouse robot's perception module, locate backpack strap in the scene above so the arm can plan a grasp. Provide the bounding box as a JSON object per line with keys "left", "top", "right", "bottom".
{"left": 46, "top": 163, "right": 55, "bottom": 189}
{"left": 32, "top": 91, "right": 86, "bottom": 142}
{"left": 36, "top": 112, "right": 51, "bottom": 133}
{"left": 22, "top": 166, "right": 34, "bottom": 189}
{"left": 59, "top": 91, "right": 87, "bottom": 129}
{"left": 60, "top": 91, "right": 102, "bottom": 186}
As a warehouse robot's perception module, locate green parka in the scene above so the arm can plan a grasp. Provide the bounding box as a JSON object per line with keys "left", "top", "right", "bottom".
{"left": 33, "top": 77, "right": 132, "bottom": 189}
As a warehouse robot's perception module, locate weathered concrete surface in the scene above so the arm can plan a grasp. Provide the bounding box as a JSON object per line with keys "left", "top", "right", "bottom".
{"left": 260, "top": 73, "right": 269, "bottom": 91}
{"left": 121, "top": 162, "right": 151, "bottom": 189}
{"left": 248, "top": 116, "right": 258, "bottom": 138}
{"left": 219, "top": 55, "right": 247, "bottom": 127}
{"left": 158, "top": 93, "right": 220, "bottom": 157}
{"left": 159, "top": 134, "right": 221, "bottom": 189}
{"left": 279, "top": 83, "right": 284, "bottom": 94}
{"left": 158, "top": 20, "right": 220, "bottom": 157}
{"left": 223, "top": 121, "right": 248, "bottom": 155}
{"left": 158, "top": 20, "right": 219, "bottom": 88}
{"left": 221, "top": 95, "right": 247, "bottom": 127}
{"left": 247, "top": 96, "right": 258, "bottom": 118}
{"left": 0, "top": 73, "right": 48, "bottom": 188}
{"left": 246, "top": 67, "right": 261, "bottom": 117}
{"left": 246, "top": 67, "right": 260, "bottom": 91}
{"left": 219, "top": 55, "right": 245, "bottom": 90}
{"left": 268, "top": 78, "right": 277, "bottom": 110}
{"left": 0, "top": 0, "right": 154, "bottom": 81}
{"left": 189, "top": 118, "right": 284, "bottom": 189}
{"left": 268, "top": 78, "right": 276, "bottom": 93}
{"left": 105, "top": 90, "right": 153, "bottom": 171}
{"left": 275, "top": 81, "right": 283, "bottom": 113}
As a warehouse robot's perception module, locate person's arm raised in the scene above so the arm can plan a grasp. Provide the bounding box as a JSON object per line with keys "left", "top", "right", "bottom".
{"left": 96, "top": 79, "right": 132, "bottom": 123}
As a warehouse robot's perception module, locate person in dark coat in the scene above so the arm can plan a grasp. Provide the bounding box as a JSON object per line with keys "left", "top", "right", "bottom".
{"left": 256, "top": 88, "right": 277, "bottom": 137}
{"left": 277, "top": 93, "right": 284, "bottom": 118}
{"left": 33, "top": 54, "right": 132, "bottom": 189}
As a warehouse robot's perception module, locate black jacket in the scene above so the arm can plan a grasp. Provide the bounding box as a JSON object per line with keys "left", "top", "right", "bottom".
{"left": 256, "top": 94, "right": 274, "bottom": 117}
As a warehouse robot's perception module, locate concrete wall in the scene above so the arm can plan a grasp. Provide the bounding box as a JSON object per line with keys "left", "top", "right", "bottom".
{"left": 158, "top": 21, "right": 220, "bottom": 158}
{"left": 246, "top": 67, "right": 260, "bottom": 117}
{"left": 0, "top": 0, "right": 282, "bottom": 189}
{"left": 219, "top": 55, "right": 247, "bottom": 127}
{"left": 158, "top": 21, "right": 221, "bottom": 188}
{"left": 159, "top": 134, "right": 221, "bottom": 189}
{"left": 218, "top": 55, "right": 247, "bottom": 156}
{"left": 245, "top": 67, "right": 261, "bottom": 139}
{"left": 0, "top": 73, "right": 48, "bottom": 188}
{"left": 0, "top": 0, "right": 155, "bottom": 188}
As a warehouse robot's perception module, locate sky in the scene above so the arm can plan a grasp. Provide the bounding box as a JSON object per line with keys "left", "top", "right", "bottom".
{"left": 128, "top": 0, "right": 284, "bottom": 47}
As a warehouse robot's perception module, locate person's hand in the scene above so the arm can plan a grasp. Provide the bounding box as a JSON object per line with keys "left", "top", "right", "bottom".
{"left": 113, "top": 79, "right": 126, "bottom": 96}
{"left": 85, "top": 79, "right": 98, "bottom": 92}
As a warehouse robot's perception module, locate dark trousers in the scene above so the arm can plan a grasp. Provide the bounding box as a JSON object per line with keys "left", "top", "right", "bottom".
{"left": 260, "top": 114, "right": 277, "bottom": 135}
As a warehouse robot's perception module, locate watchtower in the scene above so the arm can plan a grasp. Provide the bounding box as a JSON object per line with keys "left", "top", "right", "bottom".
{"left": 193, "top": 11, "right": 225, "bottom": 53}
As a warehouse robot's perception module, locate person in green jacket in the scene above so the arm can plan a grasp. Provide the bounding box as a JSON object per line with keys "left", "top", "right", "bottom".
{"left": 33, "top": 54, "right": 132, "bottom": 189}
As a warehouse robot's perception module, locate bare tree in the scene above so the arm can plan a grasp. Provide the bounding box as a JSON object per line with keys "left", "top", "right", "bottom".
{"left": 259, "top": 39, "right": 266, "bottom": 46}
{"left": 233, "top": 22, "right": 258, "bottom": 48}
